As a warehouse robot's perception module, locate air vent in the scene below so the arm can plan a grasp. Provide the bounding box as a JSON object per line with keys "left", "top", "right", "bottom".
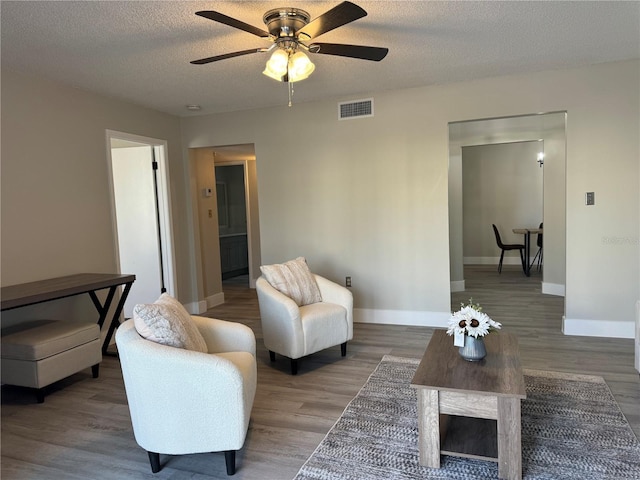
{"left": 338, "top": 98, "right": 374, "bottom": 120}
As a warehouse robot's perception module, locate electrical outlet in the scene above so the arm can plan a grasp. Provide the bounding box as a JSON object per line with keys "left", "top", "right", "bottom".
{"left": 585, "top": 192, "right": 595, "bottom": 206}
{"left": 346, "top": 276, "right": 352, "bottom": 287}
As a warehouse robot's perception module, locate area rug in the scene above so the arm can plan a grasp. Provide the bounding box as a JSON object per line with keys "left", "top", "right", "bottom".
{"left": 294, "top": 355, "right": 640, "bottom": 480}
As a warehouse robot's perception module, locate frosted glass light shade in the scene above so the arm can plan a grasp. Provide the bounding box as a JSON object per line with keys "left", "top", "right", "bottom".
{"left": 263, "top": 50, "right": 289, "bottom": 81}
{"left": 262, "top": 49, "right": 315, "bottom": 83}
{"left": 288, "top": 51, "right": 315, "bottom": 82}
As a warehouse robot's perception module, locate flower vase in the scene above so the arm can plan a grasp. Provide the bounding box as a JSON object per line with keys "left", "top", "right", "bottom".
{"left": 458, "top": 335, "right": 486, "bottom": 362}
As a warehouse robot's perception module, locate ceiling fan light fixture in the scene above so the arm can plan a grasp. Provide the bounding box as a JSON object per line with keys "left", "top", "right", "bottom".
{"left": 263, "top": 49, "right": 315, "bottom": 83}
{"left": 288, "top": 50, "right": 315, "bottom": 82}
{"left": 262, "top": 49, "right": 289, "bottom": 81}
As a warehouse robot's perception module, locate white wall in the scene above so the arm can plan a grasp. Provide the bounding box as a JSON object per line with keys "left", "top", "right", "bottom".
{"left": 181, "top": 59, "right": 639, "bottom": 336}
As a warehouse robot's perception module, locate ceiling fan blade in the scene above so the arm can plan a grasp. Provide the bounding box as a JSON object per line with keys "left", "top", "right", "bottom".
{"left": 298, "top": 1, "right": 367, "bottom": 40}
{"left": 196, "top": 11, "right": 270, "bottom": 38}
{"left": 310, "top": 43, "right": 389, "bottom": 61}
{"left": 191, "top": 49, "right": 263, "bottom": 65}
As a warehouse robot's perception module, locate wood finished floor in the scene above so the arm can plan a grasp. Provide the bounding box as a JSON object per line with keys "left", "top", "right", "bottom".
{"left": 2, "top": 265, "right": 638, "bottom": 479}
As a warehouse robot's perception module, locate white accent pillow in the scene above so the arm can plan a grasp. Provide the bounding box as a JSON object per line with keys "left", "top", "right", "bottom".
{"left": 260, "top": 257, "right": 322, "bottom": 306}
{"left": 133, "top": 293, "right": 208, "bottom": 353}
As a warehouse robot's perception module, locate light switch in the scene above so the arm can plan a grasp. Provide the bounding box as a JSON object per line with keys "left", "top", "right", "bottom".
{"left": 585, "top": 192, "right": 595, "bottom": 205}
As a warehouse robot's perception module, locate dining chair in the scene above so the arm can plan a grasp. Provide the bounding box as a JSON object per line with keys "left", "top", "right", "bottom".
{"left": 492, "top": 224, "right": 526, "bottom": 274}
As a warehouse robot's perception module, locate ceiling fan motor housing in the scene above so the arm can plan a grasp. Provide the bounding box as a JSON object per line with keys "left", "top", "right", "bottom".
{"left": 263, "top": 8, "right": 310, "bottom": 38}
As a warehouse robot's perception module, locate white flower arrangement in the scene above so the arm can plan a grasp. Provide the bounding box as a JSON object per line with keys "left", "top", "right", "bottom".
{"left": 447, "top": 298, "right": 501, "bottom": 338}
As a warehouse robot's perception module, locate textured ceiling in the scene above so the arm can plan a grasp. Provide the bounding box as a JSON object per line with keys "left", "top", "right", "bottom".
{"left": 2, "top": 1, "right": 639, "bottom": 117}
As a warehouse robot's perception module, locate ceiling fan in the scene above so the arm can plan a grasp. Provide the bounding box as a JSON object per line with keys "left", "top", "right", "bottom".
{"left": 191, "top": 1, "right": 389, "bottom": 84}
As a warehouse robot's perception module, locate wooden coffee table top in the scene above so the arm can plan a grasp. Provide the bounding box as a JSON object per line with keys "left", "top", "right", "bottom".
{"left": 411, "top": 329, "right": 526, "bottom": 398}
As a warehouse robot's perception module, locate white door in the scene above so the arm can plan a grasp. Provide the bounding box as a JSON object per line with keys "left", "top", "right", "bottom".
{"left": 108, "top": 132, "right": 176, "bottom": 318}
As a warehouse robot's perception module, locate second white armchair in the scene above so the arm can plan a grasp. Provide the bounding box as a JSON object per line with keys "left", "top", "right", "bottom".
{"left": 256, "top": 274, "right": 353, "bottom": 375}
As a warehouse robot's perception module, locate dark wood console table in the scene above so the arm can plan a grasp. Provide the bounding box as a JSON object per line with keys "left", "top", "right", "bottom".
{"left": 1, "top": 273, "right": 136, "bottom": 355}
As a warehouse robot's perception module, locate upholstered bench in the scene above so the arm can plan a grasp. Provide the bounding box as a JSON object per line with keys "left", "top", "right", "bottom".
{"left": 1, "top": 320, "right": 102, "bottom": 403}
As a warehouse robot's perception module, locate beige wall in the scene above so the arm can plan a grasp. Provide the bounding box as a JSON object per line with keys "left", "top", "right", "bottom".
{"left": 189, "top": 148, "right": 223, "bottom": 309}
{"left": 1, "top": 70, "right": 189, "bottom": 326}
{"left": 181, "top": 59, "right": 639, "bottom": 336}
{"left": 2, "top": 60, "right": 637, "bottom": 338}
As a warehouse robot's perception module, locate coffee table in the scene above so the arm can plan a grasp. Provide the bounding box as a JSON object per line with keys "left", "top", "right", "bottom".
{"left": 410, "top": 329, "right": 526, "bottom": 480}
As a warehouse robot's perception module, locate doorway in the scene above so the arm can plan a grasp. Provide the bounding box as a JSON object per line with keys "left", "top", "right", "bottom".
{"left": 448, "top": 112, "right": 566, "bottom": 300}
{"left": 106, "top": 131, "right": 176, "bottom": 317}
{"left": 216, "top": 164, "right": 250, "bottom": 286}
{"left": 189, "top": 144, "right": 261, "bottom": 311}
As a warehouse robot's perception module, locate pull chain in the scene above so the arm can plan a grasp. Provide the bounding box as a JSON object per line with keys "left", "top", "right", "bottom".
{"left": 288, "top": 81, "right": 293, "bottom": 107}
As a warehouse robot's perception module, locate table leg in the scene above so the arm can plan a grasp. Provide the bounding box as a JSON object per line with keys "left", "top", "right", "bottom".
{"left": 522, "top": 232, "right": 531, "bottom": 277}
{"left": 89, "top": 287, "right": 117, "bottom": 329}
{"left": 416, "top": 388, "right": 441, "bottom": 468}
{"left": 102, "top": 281, "right": 133, "bottom": 355}
{"left": 497, "top": 396, "right": 522, "bottom": 480}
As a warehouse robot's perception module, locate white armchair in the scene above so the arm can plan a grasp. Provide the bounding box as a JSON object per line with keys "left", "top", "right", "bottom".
{"left": 256, "top": 274, "right": 353, "bottom": 375}
{"left": 115, "top": 316, "right": 257, "bottom": 476}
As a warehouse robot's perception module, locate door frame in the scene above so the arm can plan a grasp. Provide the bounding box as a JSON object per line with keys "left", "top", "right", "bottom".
{"left": 105, "top": 129, "right": 177, "bottom": 298}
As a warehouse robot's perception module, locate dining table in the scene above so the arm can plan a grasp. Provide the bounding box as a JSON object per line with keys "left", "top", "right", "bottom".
{"left": 512, "top": 228, "right": 543, "bottom": 277}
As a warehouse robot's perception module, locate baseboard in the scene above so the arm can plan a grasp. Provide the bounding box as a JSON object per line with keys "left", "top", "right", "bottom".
{"left": 563, "top": 316, "right": 634, "bottom": 339}
{"left": 450, "top": 280, "right": 465, "bottom": 292}
{"left": 185, "top": 299, "right": 209, "bottom": 315}
{"left": 206, "top": 292, "right": 225, "bottom": 309}
{"left": 354, "top": 308, "right": 449, "bottom": 328}
{"left": 542, "top": 282, "right": 565, "bottom": 297}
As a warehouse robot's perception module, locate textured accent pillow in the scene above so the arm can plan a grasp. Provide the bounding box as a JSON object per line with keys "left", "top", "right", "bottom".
{"left": 260, "top": 257, "right": 322, "bottom": 306}
{"left": 133, "top": 293, "right": 208, "bottom": 353}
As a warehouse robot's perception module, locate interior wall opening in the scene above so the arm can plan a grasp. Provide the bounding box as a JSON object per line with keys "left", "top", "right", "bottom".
{"left": 447, "top": 112, "right": 567, "bottom": 326}
{"left": 189, "top": 144, "right": 261, "bottom": 311}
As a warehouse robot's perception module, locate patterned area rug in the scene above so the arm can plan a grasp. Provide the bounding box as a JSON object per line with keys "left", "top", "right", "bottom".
{"left": 294, "top": 355, "right": 640, "bottom": 480}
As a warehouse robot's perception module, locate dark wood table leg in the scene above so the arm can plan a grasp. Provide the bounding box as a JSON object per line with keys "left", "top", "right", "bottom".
{"left": 89, "top": 287, "right": 117, "bottom": 329}
{"left": 102, "top": 281, "right": 133, "bottom": 356}
{"left": 523, "top": 232, "right": 531, "bottom": 276}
